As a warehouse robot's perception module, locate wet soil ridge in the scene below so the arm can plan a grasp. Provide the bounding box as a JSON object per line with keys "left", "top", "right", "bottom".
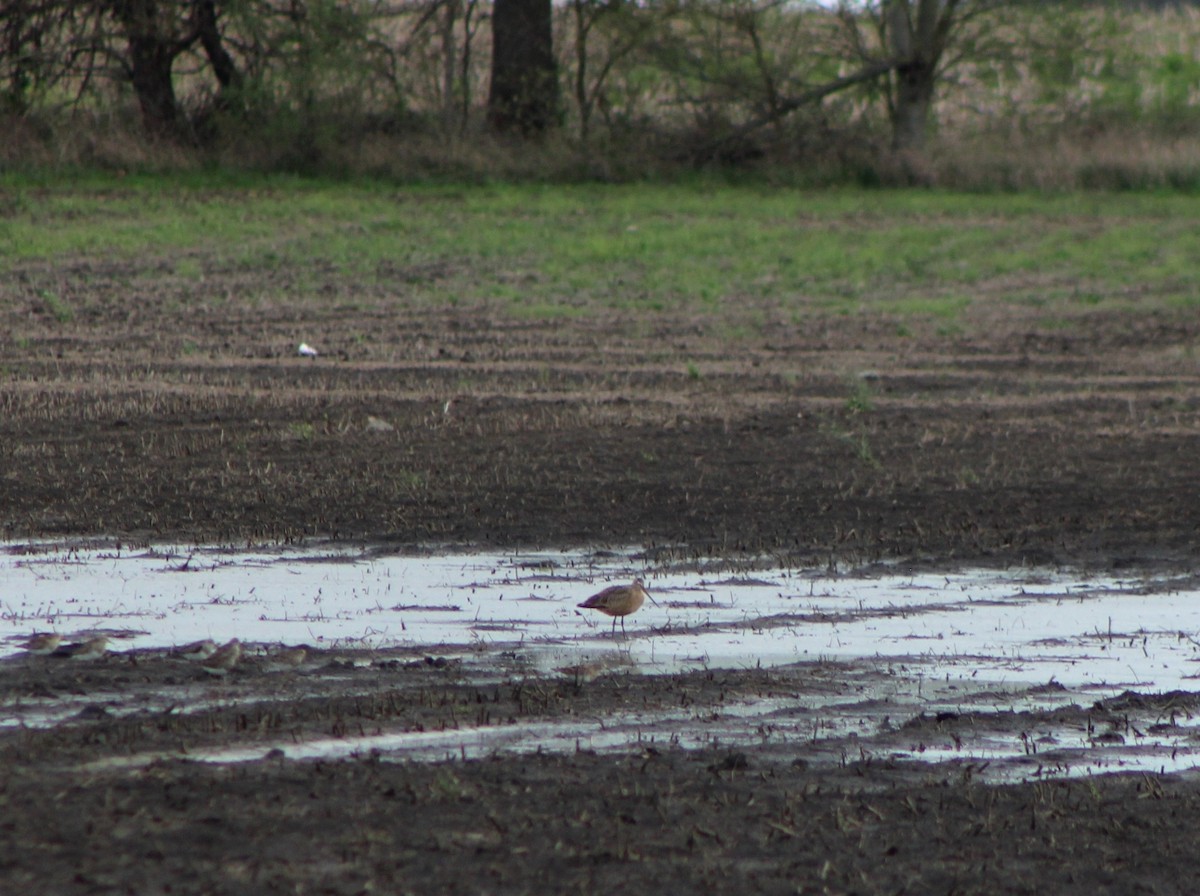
{"left": 3, "top": 637, "right": 1198, "bottom": 778}
{"left": 3, "top": 645, "right": 1200, "bottom": 893}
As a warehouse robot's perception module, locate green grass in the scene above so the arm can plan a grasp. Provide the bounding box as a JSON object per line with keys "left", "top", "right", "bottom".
{"left": 4, "top": 173, "right": 1200, "bottom": 328}
{"left": 37, "top": 289, "right": 73, "bottom": 323}
{"left": 845, "top": 381, "right": 875, "bottom": 414}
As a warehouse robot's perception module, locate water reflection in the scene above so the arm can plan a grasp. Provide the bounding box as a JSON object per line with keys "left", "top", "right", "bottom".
{"left": 4, "top": 542, "right": 1200, "bottom": 780}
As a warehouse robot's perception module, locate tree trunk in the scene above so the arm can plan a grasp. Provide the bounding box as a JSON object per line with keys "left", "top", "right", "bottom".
{"left": 2, "top": 0, "right": 32, "bottom": 113}
{"left": 194, "top": 0, "right": 241, "bottom": 99}
{"left": 110, "top": 0, "right": 184, "bottom": 136}
{"left": 891, "top": 58, "right": 936, "bottom": 152}
{"left": 127, "top": 31, "right": 180, "bottom": 135}
{"left": 884, "top": 0, "right": 950, "bottom": 153}
{"left": 441, "top": 0, "right": 459, "bottom": 131}
{"left": 487, "top": 0, "right": 560, "bottom": 134}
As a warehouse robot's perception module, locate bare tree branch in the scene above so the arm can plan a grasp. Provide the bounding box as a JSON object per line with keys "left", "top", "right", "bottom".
{"left": 686, "top": 56, "right": 897, "bottom": 161}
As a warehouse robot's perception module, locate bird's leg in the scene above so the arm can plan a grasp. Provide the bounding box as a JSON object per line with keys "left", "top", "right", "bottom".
{"left": 610, "top": 617, "right": 617, "bottom": 638}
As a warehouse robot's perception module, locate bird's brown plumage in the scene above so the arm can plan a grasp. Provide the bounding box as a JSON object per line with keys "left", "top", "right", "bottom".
{"left": 176, "top": 639, "right": 217, "bottom": 661}
{"left": 578, "top": 579, "right": 649, "bottom": 637}
{"left": 20, "top": 633, "right": 61, "bottom": 656}
{"left": 53, "top": 635, "right": 108, "bottom": 661}
{"left": 201, "top": 639, "right": 242, "bottom": 676}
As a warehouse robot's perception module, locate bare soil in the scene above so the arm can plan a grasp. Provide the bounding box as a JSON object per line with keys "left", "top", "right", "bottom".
{"left": 3, "top": 255, "right": 1200, "bottom": 893}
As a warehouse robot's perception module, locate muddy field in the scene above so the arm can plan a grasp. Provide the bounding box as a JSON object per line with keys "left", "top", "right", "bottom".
{"left": 3, "top": 253, "right": 1200, "bottom": 893}
{"left": 4, "top": 256, "right": 1200, "bottom": 565}
{"left": 4, "top": 646, "right": 1200, "bottom": 896}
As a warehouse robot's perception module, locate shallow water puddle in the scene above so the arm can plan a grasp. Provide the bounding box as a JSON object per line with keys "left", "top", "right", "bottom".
{"left": 3, "top": 542, "right": 1200, "bottom": 780}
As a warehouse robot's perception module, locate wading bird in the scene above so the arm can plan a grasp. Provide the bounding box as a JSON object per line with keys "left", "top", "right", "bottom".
{"left": 578, "top": 579, "right": 652, "bottom": 638}
{"left": 201, "top": 639, "right": 242, "bottom": 676}
{"left": 53, "top": 635, "right": 108, "bottom": 661}
{"left": 176, "top": 639, "right": 217, "bottom": 662}
{"left": 266, "top": 645, "right": 307, "bottom": 672}
{"left": 20, "top": 633, "right": 61, "bottom": 656}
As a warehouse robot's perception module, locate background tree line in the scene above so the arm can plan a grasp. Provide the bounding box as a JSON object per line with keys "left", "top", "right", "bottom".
{"left": 3, "top": 0, "right": 1200, "bottom": 182}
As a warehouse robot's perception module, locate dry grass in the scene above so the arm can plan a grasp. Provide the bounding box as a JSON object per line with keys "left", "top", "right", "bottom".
{"left": 899, "top": 130, "right": 1200, "bottom": 191}
{"left": 8, "top": 110, "right": 1199, "bottom": 190}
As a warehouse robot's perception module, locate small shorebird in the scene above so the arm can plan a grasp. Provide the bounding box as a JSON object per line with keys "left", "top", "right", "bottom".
{"left": 266, "top": 646, "right": 307, "bottom": 672}
{"left": 20, "top": 633, "right": 61, "bottom": 656}
{"left": 201, "top": 639, "right": 242, "bottom": 676}
{"left": 578, "top": 579, "right": 652, "bottom": 638}
{"left": 176, "top": 639, "right": 217, "bottom": 662}
{"left": 53, "top": 636, "right": 108, "bottom": 661}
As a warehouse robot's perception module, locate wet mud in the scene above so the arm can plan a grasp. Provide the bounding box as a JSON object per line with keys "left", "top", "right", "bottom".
{"left": 4, "top": 641, "right": 1200, "bottom": 894}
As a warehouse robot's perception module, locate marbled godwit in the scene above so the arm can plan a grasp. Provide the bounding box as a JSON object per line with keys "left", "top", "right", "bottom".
{"left": 201, "top": 639, "right": 242, "bottom": 676}
{"left": 578, "top": 579, "right": 651, "bottom": 637}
